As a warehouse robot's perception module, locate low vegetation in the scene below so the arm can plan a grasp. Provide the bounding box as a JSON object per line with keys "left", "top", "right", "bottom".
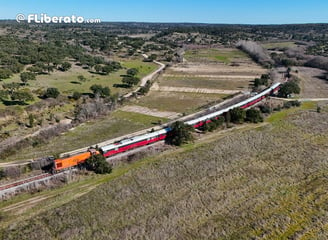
{"left": 1, "top": 103, "right": 327, "bottom": 239}
{"left": 84, "top": 154, "right": 112, "bottom": 174}
{"left": 166, "top": 121, "right": 194, "bottom": 146}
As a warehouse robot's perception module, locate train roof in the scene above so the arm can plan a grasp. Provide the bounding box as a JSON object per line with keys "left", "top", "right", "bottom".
{"left": 100, "top": 127, "right": 170, "bottom": 152}
{"left": 185, "top": 82, "right": 281, "bottom": 126}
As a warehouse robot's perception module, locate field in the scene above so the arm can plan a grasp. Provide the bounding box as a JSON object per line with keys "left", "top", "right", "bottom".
{"left": 295, "top": 67, "right": 328, "bottom": 98}
{"left": 2, "top": 59, "right": 157, "bottom": 97}
{"left": 262, "top": 41, "right": 298, "bottom": 49}
{"left": 127, "top": 48, "right": 266, "bottom": 116}
{"left": 1, "top": 103, "right": 327, "bottom": 239}
{"left": 156, "top": 48, "right": 266, "bottom": 93}
{"left": 131, "top": 91, "right": 227, "bottom": 114}
{"left": 184, "top": 48, "right": 248, "bottom": 63}
{"left": 2, "top": 110, "right": 169, "bottom": 162}
{"left": 0, "top": 59, "right": 158, "bottom": 162}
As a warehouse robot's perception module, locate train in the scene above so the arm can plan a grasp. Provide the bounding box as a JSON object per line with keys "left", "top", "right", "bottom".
{"left": 52, "top": 82, "right": 281, "bottom": 172}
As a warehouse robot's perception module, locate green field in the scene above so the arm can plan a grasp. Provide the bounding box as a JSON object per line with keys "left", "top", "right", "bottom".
{"left": 184, "top": 48, "right": 248, "bottom": 63}
{"left": 2, "top": 110, "right": 168, "bottom": 162}
{"left": 1, "top": 103, "right": 327, "bottom": 239}
{"left": 2, "top": 59, "right": 157, "bottom": 98}
{"left": 133, "top": 91, "right": 227, "bottom": 113}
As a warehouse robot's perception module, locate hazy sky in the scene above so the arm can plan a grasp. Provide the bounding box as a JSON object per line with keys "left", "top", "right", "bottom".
{"left": 1, "top": 0, "right": 328, "bottom": 24}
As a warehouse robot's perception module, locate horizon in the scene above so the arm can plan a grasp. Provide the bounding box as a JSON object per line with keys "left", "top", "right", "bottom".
{"left": 1, "top": 0, "right": 328, "bottom": 25}
{"left": 0, "top": 19, "right": 327, "bottom": 26}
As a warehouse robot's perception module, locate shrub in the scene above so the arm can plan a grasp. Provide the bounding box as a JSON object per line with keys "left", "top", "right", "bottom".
{"left": 44, "top": 88, "right": 60, "bottom": 99}
{"left": 72, "top": 91, "right": 82, "bottom": 100}
{"left": 246, "top": 109, "right": 263, "bottom": 123}
{"left": 166, "top": 121, "right": 194, "bottom": 146}
{"left": 259, "top": 105, "right": 271, "bottom": 114}
{"left": 229, "top": 107, "right": 246, "bottom": 124}
{"left": 278, "top": 81, "right": 300, "bottom": 98}
{"left": 85, "top": 154, "right": 112, "bottom": 174}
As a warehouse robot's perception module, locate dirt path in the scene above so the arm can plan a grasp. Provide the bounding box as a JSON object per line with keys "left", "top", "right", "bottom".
{"left": 151, "top": 82, "right": 240, "bottom": 94}
{"left": 120, "top": 105, "right": 180, "bottom": 119}
{"left": 123, "top": 55, "right": 165, "bottom": 98}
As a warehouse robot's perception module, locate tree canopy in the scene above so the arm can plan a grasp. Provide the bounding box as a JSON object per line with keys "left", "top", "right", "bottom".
{"left": 44, "top": 88, "right": 60, "bottom": 99}
{"left": 166, "top": 121, "right": 194, "bottom": 146}
{"left": 85, "top": 154, "right": 112, "bottom": 174}
{"left": 278, "top": 81, "right": 300, "bottom": 98}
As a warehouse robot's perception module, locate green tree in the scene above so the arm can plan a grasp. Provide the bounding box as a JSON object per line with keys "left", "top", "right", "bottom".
{"left": 225, "top": 111, "right": 231, "bottom": 124}
{"left": 167, "top": 121, "right": 194, "bottom": 146}
{"left": 102, "top": 65, "right": 114, "bottom": 75}
{"left": 0, "top": 90, "right": 8, "bottom": 100}
{"left": 278, "top": 81, "right": 300, "bottom": 98}
{"left": 44, "top": 88, "right": 60, "bottom": 98}
{"left": 20, "top": 72, "right": 36, "bottom": 85}
{"left": 26, "top": 66, "right": 43, "bottom": 74}
{"left": 85, "top": 154, "right": 112, "bottom": 174}
{"left": 317, "top": 105, "right": 321, "bottom": 113}
{"left": 127, "top": 68, "right": 139, "bottom": 76}
{"left": 2, "top": 82, "right": 20, "bottom": 96}
{"left": 245, "top": 109, "right": 263, "bottom": 123}
{"left": 94, "top": 64, "right": 103, "bottom": 73}
{"left": 101, "top": 87, "right": 111, "bottom": 97}
{"left": 60, "top": 62, "right": 72, "bottom": 72}
{"left": 90, "top": 84, "right": 110, "bottom": 97}
{"left": 148, "top": 54, "right": 157, "bottom": 61}
{"left": 11, "top": 91, "right": 34, "bottom": 103}
{"left": 0, "top": 69, "right": 13, "bottom": 80}
{"left": 122, "top": 76, "right": 140, "bottom": 87}
{"left": 229, "top": 107, "right": 246, "bottom": 124}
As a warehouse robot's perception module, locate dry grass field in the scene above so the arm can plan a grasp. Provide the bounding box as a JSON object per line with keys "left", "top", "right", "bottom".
{"left": 1, "top": 103, "right": 327, "bottom": 240}
{"left": 132, "top": 91, "right": 227, "bottom": 114}
{"left": 295, "top": 67, "right": 328, "bottom": 98}
{"left": 2, "top": 110, "right": 169, "bottom": 162}
{"left": 128, "top": 48, "right": 266, "bottom": 116}
{"left": 157, "top": 48, "right": 266, "bottom": 92}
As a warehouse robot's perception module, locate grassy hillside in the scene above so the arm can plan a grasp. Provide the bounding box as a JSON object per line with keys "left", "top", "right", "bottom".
{"left": 1, "top": 104, "right": 328, "bottom": 239}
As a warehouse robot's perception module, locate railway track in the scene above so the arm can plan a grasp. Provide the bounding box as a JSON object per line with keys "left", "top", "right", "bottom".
{"left": 0, "top": 173, "right": 52, "bottom": 192}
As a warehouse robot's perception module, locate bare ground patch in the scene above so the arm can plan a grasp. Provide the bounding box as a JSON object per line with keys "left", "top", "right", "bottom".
{"left": 120, "top": 105, "right": 180, "bottom": 119}
{"left": 151, "top": 83, "right": 240, "bottom": 95}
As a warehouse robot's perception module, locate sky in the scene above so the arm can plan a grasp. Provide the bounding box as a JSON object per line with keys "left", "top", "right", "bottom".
{"left": 0, "top": 0, "right": 328, "bottom": 24}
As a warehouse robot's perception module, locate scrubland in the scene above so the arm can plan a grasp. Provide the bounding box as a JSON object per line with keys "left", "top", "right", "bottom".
{"left": 1, "top": 104, "right": 328, "bottom": 239}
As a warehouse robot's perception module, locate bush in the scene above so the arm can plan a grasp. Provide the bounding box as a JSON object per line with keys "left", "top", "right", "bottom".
{"left": 283, "top": 100, "right": 301, "bottom": 109}
{"left": 127, "top": 68, "right": 139, "bottom": 76}
{"left": 166, "top": 121, "right": 194, "bottom": 146}
{"left": 278, "top": 81, "right": 300, "bottom": 98}
{"left": 200, "top": 117, "right": 225, "bottom": 132}
{"left": 72, "top": 91, "right": 82, "bottom": 100}
{"left": 259, "top": 105, "right": 271, "bottom": 114}
{"left": 60, "top": 62, "right": 72, "bottom": 72}
{"left": 229, "top": 107, "right": 246, "bottom": 124}
{"left": 90, "top": 84, "right": 111, "bottom": 97}
{"left": 246, "top": 109, "right": 263, "bottom": 123}
{"left": 85, "top": 154, "right": 112, "bottom": 174}
{"left": 44, "top": 88, "right": 60, "bottom": 99}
